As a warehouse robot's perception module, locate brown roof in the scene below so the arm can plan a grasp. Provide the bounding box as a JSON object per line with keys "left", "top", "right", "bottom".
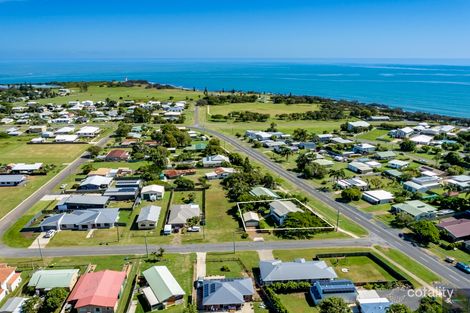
{"left": 0, "top": 265, "right": 16, "bottom": 284}
{"left": 163, "top": 169, "right": 196, "bottom": 178}
{"left": 106, "top": 149, "right": 130, "bottom": 160}
{"left": 438, "top": 217, "right": 470, "bottom": 239}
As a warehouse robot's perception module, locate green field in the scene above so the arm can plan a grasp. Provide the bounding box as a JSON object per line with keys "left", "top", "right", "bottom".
{"left": 277, "top": 293, "right": 318, "bottom": 313}
{"left": 324, "top": 256, "right": 395, "bottom": 282}
{"left": 208, "top": 102, "right": 320, "bottom": 116}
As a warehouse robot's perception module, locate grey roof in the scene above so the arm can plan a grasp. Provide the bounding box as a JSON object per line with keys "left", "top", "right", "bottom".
{"left": 249, "top": 186, "right": 279, "bottom": 199}
{"left": 167, "top": 204, "right": 200, "bottom": 225}
{"left": 58, "top": 195, "right": 110, "bottom": 206}
{"left": 0, "top": 297, "right": 27, "bottom": 313}
{"left": 376, "top": 151, "right": 396, "bottom": 158}
{"left": 137, "top": 205, "right": 161, "bottom": 223}
{"left": 260, "top": 259, "right": 337, "bottom": 283}
{"left": 0, "top": 175, "right": 25, "bottom": 183}
{"left": 115, "top": 179, "right": 142, "bottom": 187}
{"left": 202, "top": 278, "right": 254, "bottom": 306}
{"left": 40, "top": 209, "right": 119, "bottom": 228}
{"left": 80, "top": 175, "right": 113, "bottom": 187}
{"left": 103, "top": 187, "right": 138, "bottom": 197}
{"left": 269, "top": 200, "right": 303, "bottom": 217}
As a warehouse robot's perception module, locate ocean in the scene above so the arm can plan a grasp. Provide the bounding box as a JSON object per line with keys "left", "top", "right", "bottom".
{"left": 0, "top": 60, "right": 469, "bottom": 118}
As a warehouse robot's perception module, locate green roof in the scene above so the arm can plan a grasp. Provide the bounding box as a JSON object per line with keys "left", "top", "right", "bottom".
{"left": 385, "top": 169, "right": 402, "bottom": 177}
{"left": 376, "top": 151, "right": 396, "bottom": 158}
{"left": 392, "top": 200, "right": 437, "bottom": 217}
{"left": 142, "top": 266, "right": 185, "bottom": 303}
{"left": 28, "top": 269, "right": 79, "bottom": 289}
{"left": 186, "top": 143, "right": 207, "bottom": 151}
{"left": 249, "top": 187, "right": 279, "bottom": 199}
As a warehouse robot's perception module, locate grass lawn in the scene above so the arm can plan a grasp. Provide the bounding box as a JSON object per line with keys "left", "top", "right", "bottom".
{"left": 427, "top": 242, "right": 470, "bottom": 264}
{"left": 277, "top": 293, "right": 318, "bottom": 313}
{"left": 356, "top": 129, "right": 391, "bottom": 142}
{"left": 208, "top": 102, "right": 320, "bottom": 116}
{"left": 205, "top": 259, "right": 246, "bottom": 278}
{"left": 324, "top": 256, "right": 395, "bottom": 282}
{"left": 207, "top": 251, "right": 260, "bottom": 272}
{"left": 2, "top": 199, "right": 57, "bottom": 247}
{"left": 374, "top": 246, "right": 442, "bottom": 286}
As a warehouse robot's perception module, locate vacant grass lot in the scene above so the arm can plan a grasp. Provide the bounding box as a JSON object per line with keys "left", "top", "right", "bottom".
{"left": 277, "top": 293, "right": 318, "bottom": 313}
{"left": 324, "top": 256, "right": 395, "bottom": 282}
{"left": 209, "top": 102, "right": 320, "bottom": 116}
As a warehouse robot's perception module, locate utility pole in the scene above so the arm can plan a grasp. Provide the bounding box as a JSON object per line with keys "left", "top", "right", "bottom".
{"left": 37, "top": 238, "right": 44, "bottom": 264}
{"left": 336, "top": 209, "right": 340, "bottom": 232}
{"left": 116, "top": 224, "right": 120, "bottom": 242}
{"left": 232, "top": 232, "right": 236, "bottom": 254}
{"left": 144, "top": 235, "right": 149, "bottom": 258}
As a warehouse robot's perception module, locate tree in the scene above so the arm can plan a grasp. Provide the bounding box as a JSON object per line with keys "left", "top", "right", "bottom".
{"left": 149, "top": 146, "right": 169, "bottom": 170}
{"left": 319, "top": 297, "right": 352, "bottom": 313}
{"left": 341, "top": 187, "right": 362, "bottom": 202}
{"left": 292, "top": 128, "right": 308, "bottom": 141}
{"left": 387, "top": 303, "right": 412, "bottom": 313}
{"left": 282, "top": 212, "right": 326, "bottom": 239}
{"left": 411, "top": 220, "right": 440, "bottom": 246}
{"left": 86, "top": 145, "right": 102, "bottom": 158}
{"left": 183, "top": 304, "right": 198, "bottom": 313}
{"left": 329, "top": 169, "right": 346, "bottom": 182}
{"left": 415, "top": 297, "right": 442, "bottom": 313}
{"left": 303, "top": 163, "right": 327, "bottom": 179}
{"left": 133, "top": 107, "right": 151, "bottom": 123}
{"left": 277, "top": 146, "right": 293, "bottom": 160}
{"left": 42, "top": 288, "right": 68, "bottom": 313}
{"left": 391, "top": 212, "right": 413, "bottom": 228}
{"left": 369, "top": 177, "right": 383, "bottom": 189}
{"left": 296, "top": 152, "right": 315, "bottom": 171}
{"left": 443, "top": 151, "right": 462, "bottom": 165}
{"left": 447, "top": 165, "right": 464, "bottom": 176}
{"left": 115, "top": 122, "right": 131, "bottom": 138}
{"left": 81, "top": 163, "right": 95, "bottom": 175}
{"left": 266, "top": 122, "right": 278, "bottom": 132}
{"left": 174, "top": 177, "right": 195, "bottom": 190}
{"left": 22, "top": 296, "right": 40, "bottom": 313}
{"left": 399, "top": 139, "right": 416, "bottom": 152}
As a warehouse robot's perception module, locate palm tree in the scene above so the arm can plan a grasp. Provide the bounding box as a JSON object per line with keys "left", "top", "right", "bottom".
{"left": 443, "top": 184, "right": 458, "bottom": 196}
{"left": 329, "top": 169, "right": 346, "bottom": 183}
{"left": 433, "top": 153, "right": 442, "bottom": 167}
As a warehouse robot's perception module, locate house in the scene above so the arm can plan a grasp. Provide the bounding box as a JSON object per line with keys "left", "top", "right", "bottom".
{"left": 384, "top": 169, "right": 403, "bottom": 180}
{"left": 141, "top": 185, "right": 165, "bottom": 201}
{"left": 309, "top": 279, "right": 357, "bottom": 305}
{"left": 446, "top": 175, "right": 470, "bottom": 191}
{"left": 163, "top": 112, "right": 181, "bottom": 120}
{"left": 0, "top": 297, "right": 27, "bottom": 313}
{"left": 336, "top": 178, "right": 368, "bottom": 190}
{"left": 55, "top": 134, "right": 78, "bottom": 142}
{"left": 78, "top": 176, "right": 113, "bottom": 190}
{"left": 392, "top": 200, "right": 438, "bottom": 221}
{"left": 30, "top": 137, "right": 45, "bottom": 144}
{"left": 388, "top": 159, "right": 409, "bottom": 169}
{"left": 317, "top": 134, "right": 333, "bottom": 142}
{"left": 205, "top": 167, "right": 236, "bottom": 180}
{"left": 356, "top": 290, "right": 390, "bottom": 313}
{"left": 243, "top": 211, "right": 260, "bottom": 227}
{"left": 54, "top": 126, "right": 75, "bottom": 134}
{"left": 0, "top": 264, "right": 22, "bottom": 302}
{"left": 269, "top": 200, "right": 304, "bottom": 225}
{"left": 249, "top": 187, "right": 280, "bottom": 199}
{"left": 347, "top": 121, "right": 370, "bottom": 132}
{"left": 410, "top": 134, "right": 433, "bottom": 145}
{"left": 103, "top": 187, "right": 138, "bottom": 201}
{"left": 403, "top": 176, "right": 441, "bottom": 193}
{"left": 185, "top": 143, "right": 207, "bottom": 152}
{"left": 10, "top": 163, "right": 43, "bottom": 174}
{"left": 331, "top": 137, "right": 353, "bottom": 145}
{"left": 353, "top": 143, "right": 376, "bottom": 154}
{"left": 105, "top": 149, "right": 130, "bottom": 161}
{"left": 348, "top": 161, "right": 373, "bottom": 174}
{"left": 394, "top": 127, "right": 414, "bottom": 138}
{"left": 259, "top": 259, "right": 337, "bottom": 285}
{"left": 437, "top": 217, "right": 470, "bottom": 242}
{"left": 115, "top": 179, "right": 142, "bottom": 189}
{"left": 67, "top": 270, "right": 126, "bottom": 313}
{"left": 313, "top": 159, "right": 334, "bottom": 167}
{"left": 136, "top": 205, "right": 161, "bottom": 230}
{"left": 163, "top": 169, "right": 196, "bottom": 179}
{"left": 27, "top": 125, "right": 47, "bottom": 134}
{"left": 141, "top": 266, "right": 185, "bottom": 310}
{"left": 57, "top": 195, "right": 110, "bottom": 211}
{"left": 362, "top": 190, "right": 395, "bottom": 204}
{"left": 368, "top": 116, "right": 390, "bottom": 121}
{"left": 201, "top": 278, "right": 254, "bottom": 311}
{"left": 40, "top": 209, "right": 119, "bottom": 231}
{"left": 201, "top": 155, "right": 230, "bottom": 167}
{"left": 299, "top": 141, "right": 316, "bottom": 150}
{"left": 28, "top": 269, "right": 79, "bottom": 291}
{"left": 375, "top": 151, "right": 396, "bottom": 160}
{"left": 76, "top": 126, "right": 100, "bottom": 137}
{"left": 0, "top": 175, "right": 26, "bottom": 187}
{"left": 167, "top": 204, "right": 200, "bottom": 227}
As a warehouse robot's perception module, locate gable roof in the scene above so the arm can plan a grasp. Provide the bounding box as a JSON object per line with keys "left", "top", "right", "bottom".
{"left": 269, "top": 200, "right": 303, "bottom": 217}
{"left": 260, "top": 259, "right": 337, "bottom": 282}
{"left": 142, "top": 266, "right": 185, "bottom": 304}
{"left": 167, "top": 204, "right": 200, "bottom": 224}
{"left": 0, "top": 175, "right": 25, "bottom": 183}
{"left": 68, "top": 270, "right": 126, "bottom": 308}
{"left": 137, "top": 205, "right": 161, "bottom": 223}
{"left": 249, "top": 186, "right": 279, "bottom": 199}
{"left": 80, "top": 176, "right": 113, "bottom": 187}
{"left": 0, "top": 297, "right": 27, "bottom": 313}
{"left": 392, "top": 200, "right": 437, "bottom": 217}
{"left": 28, "top": 269, "right": 79, "bottom": 289}
{"left": 59, "top": 195, "right": 110, "bottom": 206}
{"left": 438, "top": 217, "right": 470, "bottom": 239}
{"left": 202, "top": 278, "right": 254, "bottom": 306}
{"left": 141, "top": 185, "right": 165, "bottom": 194}
{"left": 0, "top": 264, "right": 16, "bottom": 284}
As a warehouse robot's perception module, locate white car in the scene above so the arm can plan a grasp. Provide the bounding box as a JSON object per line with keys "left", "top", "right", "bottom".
{"left": 187, "top": 226, "right": 201, "bottom": 232}
{"left": 44, "top": 230, "right": 56, "bottom": 238}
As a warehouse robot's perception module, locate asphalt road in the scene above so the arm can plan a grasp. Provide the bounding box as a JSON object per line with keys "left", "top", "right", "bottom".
{"left": 0, "top": 135, "right": 111, "bottom": 249}
{"left": 192, "top": 111, "right": 470, "bottom": 288}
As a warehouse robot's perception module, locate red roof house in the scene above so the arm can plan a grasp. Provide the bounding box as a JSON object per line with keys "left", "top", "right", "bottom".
{"left": 0, "top": 264, "right": 22, "bottom": 302}
{"left": 67, "top": 270, "right": 126, "bottom": 313}
{"left": 438, "top": 217, "right": 470, "bottom": 241}
{"left": 105, "top": 149, "right": 130, "bottom": 161}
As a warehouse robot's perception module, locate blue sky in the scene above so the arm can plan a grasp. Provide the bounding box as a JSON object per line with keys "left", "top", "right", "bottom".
{"left": 1, "top": 0, "right": 470, "bottom": 60}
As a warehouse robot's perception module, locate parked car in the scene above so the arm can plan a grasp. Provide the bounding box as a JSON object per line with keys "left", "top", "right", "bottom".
{"left": 44, "top": 230, "right": 56, "bottom": 238}
{"left": 455, "top": 262, "right": 470, "bottom": 274}
{"left": 445, "top": 256, "right": 455, "bottom": 263}
{"left": 187, "top": 226, "right": 201, "bottom": 232}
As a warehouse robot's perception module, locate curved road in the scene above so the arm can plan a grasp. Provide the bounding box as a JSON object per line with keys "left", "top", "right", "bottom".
{"left": 193, "top": 105, "right": 470, "bottom": 288}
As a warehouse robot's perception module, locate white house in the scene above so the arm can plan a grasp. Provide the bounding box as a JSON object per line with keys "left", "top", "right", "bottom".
{"left": 201, "top": 155, "right": 230, "bottom": 167}
{"left": 394, "top": 127, "right": 414, "bottom": 138}
{"left": 137, "top": 205, "right": 161, "bottom": 230}
{"left": 347, "top": 121, "right": 370, "bottom": 132}
{"left": 141, "top": 185, "right": 165, "bottom": 201}
{"left": 410, "top": 134, "right": 433, "bottom": 145}
{"left": 243, "top": 211, "right": 260, "bottom": 227}
{"left": 348, "top": 161, "right": 373, "bottom": 174}
{"left": 353, "top": 143, "right": 376, "bottom": 154}
{"left": 269, "top": 200, "right": 303, "bottom": 225}
{"left": 76, "top": 126, "right": 100, "bottom": 137}
{"left": 55, "top": 134, "right": 78, "bottom": 142}
{"left": 403, "top": 176, "right": 441, "bottom": 193}
{"left": 388, "top": 159, "right": 409, "bottom": 169}
{"left": 362, "top": 190, "right": 395, "bottom": 205}
{"left": 336, "top": 178, "right": 368, "bottom": 190}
